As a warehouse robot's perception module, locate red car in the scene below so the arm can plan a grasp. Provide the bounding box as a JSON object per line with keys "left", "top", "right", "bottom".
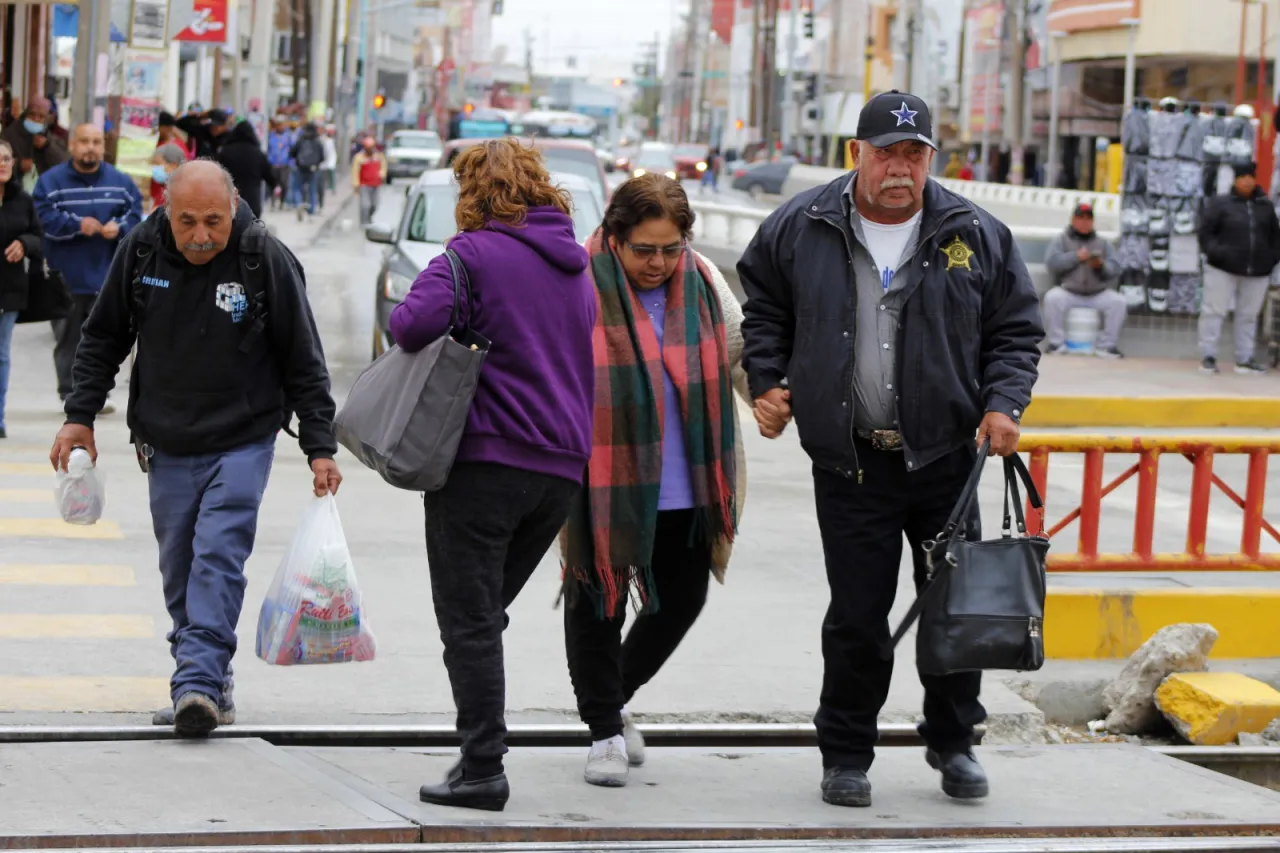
{"left": 673, "top": 144, "right": 711, "bottom": 181}
{"left": 441, "top": 137, "right": 611, "bottom": 206}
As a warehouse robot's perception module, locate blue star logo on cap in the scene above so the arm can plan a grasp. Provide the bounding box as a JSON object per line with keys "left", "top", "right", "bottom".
{"left": 890, "top": 101, "right": 917, "bottom": 127}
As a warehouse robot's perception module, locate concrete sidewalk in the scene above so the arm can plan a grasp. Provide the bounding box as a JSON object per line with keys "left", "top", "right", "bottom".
{"left": 3, "top": 739, "right": 1278, "bottom": 848}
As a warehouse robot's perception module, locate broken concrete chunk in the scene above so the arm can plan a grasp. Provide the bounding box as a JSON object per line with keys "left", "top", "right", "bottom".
{"left": 1238, "top": 732, "right": 1272, "bottom": 747}
{"left": 1101, "top": 623, "right": 1218, "bottom": 734}
{"left": 1263, "top": 717, "right": 1280, "bottom": 743}
{"left": 1155, "top": 672, "right": 1280, "bottom": 746}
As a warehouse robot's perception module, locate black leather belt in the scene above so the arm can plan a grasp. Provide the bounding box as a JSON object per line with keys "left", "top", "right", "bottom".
{"left": 857, "top": 429, "right": 903, "bottom": 452}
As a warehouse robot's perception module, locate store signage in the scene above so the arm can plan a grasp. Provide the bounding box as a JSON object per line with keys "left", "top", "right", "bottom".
{"left": 172, "top": 0, "right": 228, "bottom": 43}
{"left": 1047, "top": 0, "right": 1141, "bottom": 34}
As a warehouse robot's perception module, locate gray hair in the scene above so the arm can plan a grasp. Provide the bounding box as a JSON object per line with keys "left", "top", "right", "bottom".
{"left": 164, "top": 158, "right": 238, "bottom": 214}
{"left": 154, "top": 143, "right": 187, "bottom": 166}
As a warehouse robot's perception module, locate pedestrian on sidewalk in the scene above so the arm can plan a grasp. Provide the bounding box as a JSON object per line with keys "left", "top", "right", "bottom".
{"left": 216, "top": 120, "right": 276, "bottom": 218}
{"left": 33, "top": 123, "right": 143, "bottom": 409}
{"left": 0, "top": 141, "right": 44, "bottom": 440}
{"left": 49, "top": 160, "right": 341, "bottom": 739}
{"left": 699, "top": 147, "right": 722, "bottom": 194}
{"left": 267, "top": 120, "right": 294, "bottom": 211}
{"left": 1197, "top": 162, "right": 1280, "bottom": 375}
{"left": 319, "top": 127, "right": 338, "bottom": 209}
{"left": 290, "top": 122, "right": 325, "bottom": 221}
{"left": 176, "top": 108, "right": 232, "bottom": 160}
{"left": 150, "top": 114, "right": 191, "bottom": 211}
{"left": 352, "top": 135, "right": 387, "bottom": 225}
{"left": 147, "top": 143, "right": 187, "bottom": 213}
{"left": 738, "top": 90, "right": 1043, "bottom": 809}
{"left": 390, "top": 139, "right": 596, "bottom": 812}
{"left": 1, "top": 95, "right": 69, "bottom": 193}
{"left": 561, "top": 174, "right": 748, "bottom": 789}
{"left": 1042, "top": 202, "right": 1126, "bottom": 358}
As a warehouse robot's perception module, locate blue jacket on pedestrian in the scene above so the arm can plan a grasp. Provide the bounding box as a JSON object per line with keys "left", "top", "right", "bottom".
{"left": 33, "top": 161, "right": 144, "bottom": 295}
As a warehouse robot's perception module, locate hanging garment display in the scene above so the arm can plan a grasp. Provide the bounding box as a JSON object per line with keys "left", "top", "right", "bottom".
{"left": 1168, "top": 274, "right": 1201, "bottom": 315}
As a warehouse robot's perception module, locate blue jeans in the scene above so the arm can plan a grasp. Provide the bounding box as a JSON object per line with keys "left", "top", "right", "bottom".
{"left": 148, "top": 436, "right": 275, "bottom": 702}
{"left": 0, "top": 309, "right": 17, "bottom": 430}
{"left": 291, "top": 169, "right": 319, "bottom": 214}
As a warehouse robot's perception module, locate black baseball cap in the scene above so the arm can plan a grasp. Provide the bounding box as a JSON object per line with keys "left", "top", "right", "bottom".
{"left": 1073, "top": 202, "right": 1094, "bottom": 218}
{"left": 855, "top": 90, "right": 936, "bottom": 150}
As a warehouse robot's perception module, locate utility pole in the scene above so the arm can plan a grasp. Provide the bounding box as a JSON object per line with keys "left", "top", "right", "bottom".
{"left": 750, "top": 0, "right": 762, "bottom": 139}
{"left": 691, "top": 0, "right": 709, "bottom": 142}
{"left": 782, "top": 0, "right": 798, "bottom": 151}
{"left": 1007, "top": 0, "right": 1026, "bottom": 185}
{"left": 312, "top": 0, "right": 339, "bottom": 115}
{"left": 823, "top": 0, "right": 842, "bottom": 167}
{"left": 762, "top": 0, "right": 778, "bottom": 153}
{"left": 251, "top": 0, "right": 276, "bottom": 124}
{"left": 291, "top": 0, "right": 304, "bottom": 104}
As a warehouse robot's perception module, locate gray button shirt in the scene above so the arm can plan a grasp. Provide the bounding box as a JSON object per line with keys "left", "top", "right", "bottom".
{"left": 844, "top": 179, "right": 923, "bottom": 431}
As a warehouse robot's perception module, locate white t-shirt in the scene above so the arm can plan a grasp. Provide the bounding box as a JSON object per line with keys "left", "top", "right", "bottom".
{"left": 860, "top": 210, "right": 922, "bottom": 293}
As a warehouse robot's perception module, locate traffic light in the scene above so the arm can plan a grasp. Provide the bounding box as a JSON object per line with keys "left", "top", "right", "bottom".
{"left": 803, "top": 9, "right": 814, "bottom": 38}
{"left": 804, "top": 74, "right": 818, "bottom": 101}
{"left": 372, "top": 93, "right": 386, "bottom": 110}
{"left": 463, "top": 102, "right": 474, "bottom": 114}
{"left": 734, "top": 118, "right": 744, "bottom": 130}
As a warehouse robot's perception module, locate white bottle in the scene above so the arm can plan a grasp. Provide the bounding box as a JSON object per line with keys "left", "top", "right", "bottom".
{"left": 67, "top": 447, "right": 93, "bottom": 477}
{"left": 56, "top": 447, "right": 105, "bottom": 525}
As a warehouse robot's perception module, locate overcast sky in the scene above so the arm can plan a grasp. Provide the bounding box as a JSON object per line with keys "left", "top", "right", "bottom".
{"left": 491, "top": 0, "right": 683, "bottom": 79}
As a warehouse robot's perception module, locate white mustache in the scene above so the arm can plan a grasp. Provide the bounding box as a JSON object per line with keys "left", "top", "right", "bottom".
{"left": 879, "top": 177, "right": 915, "bottom": 190}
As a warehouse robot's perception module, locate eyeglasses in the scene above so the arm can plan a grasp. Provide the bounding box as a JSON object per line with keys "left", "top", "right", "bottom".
{"left": 0, "top": 157, "right": 14, "bottom": 166}
{"left": 626, "top": 241, "right": 685, "bottom": 260}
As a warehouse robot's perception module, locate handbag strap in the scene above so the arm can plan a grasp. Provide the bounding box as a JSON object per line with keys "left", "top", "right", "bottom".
{"left": 444, "top": 249, "right": 473, "bottom": 332}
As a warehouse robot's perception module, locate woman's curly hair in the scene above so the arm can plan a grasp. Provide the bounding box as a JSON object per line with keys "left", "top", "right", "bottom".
{"left": 452, "top": 138, "right": 573, "bottom": 232}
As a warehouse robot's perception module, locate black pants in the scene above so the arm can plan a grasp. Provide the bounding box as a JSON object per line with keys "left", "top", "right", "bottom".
{"left": 423, "top": 461, "right": 579, "bottom": 778}
{"left": 812, "top": 439, "right": 986, "bottom": 771}
{"left": 53, "top": 293, "right": 98, "bottom": 399}
{"left": 564, "top": 509, "right": 711, "bottom": 741}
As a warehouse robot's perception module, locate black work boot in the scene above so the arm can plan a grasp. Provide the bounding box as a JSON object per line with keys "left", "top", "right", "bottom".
{"left": 419, "top": 764, "right": 510, "bottom": 812}
{"left": 173, "top": 692, "right": 220, "bottom": 738}
{"left": 154, "top": 665, "right": 235, "bottom": 725}
{"left": 820, "top": 766, "right": 872, "bottom": 807}
{"left": 926, "top": 749, "right": 989, "bottom": 799}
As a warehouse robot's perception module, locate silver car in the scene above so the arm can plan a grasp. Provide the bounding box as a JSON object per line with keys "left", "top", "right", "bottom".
{"left": 384, "top": 130, "right": 444, "bottom": 182}
{"left": 364, "top": 169, "right": 604, "bottom": 358}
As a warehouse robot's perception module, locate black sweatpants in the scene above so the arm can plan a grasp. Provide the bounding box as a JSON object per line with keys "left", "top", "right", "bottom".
{"left": 564, "top": 509, "right": 711, "bottom": 741}
{"left": 812, "top": 439, "right": 986, "bottom": 771}
{"left": 54, "top": 293, "right": 98, "bottom": 400}
{"left": 423, "top": 461, "right": 580, "bottom": 778}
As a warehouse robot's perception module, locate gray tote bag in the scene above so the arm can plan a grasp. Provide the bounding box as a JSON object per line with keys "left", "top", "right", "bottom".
{"left": 334, "top": 250, "right": 489, "bottom": 492}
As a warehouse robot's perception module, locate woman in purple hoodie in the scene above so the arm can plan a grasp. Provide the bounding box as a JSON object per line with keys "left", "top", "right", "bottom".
{"left": 388, "top": 139, "right": 597, "bottom": 812}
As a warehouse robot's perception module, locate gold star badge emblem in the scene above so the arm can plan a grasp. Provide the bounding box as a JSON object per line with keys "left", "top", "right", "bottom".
{"left": 942, "top": 235, "right": 975, "bottom": 271}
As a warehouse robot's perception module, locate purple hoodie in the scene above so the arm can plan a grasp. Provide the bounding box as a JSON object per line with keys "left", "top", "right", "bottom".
{"left": 388, "top": 206, "right": 596, "bottom": 483}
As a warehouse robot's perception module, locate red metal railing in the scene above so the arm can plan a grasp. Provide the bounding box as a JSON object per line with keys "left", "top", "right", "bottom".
{"left": 1017, "top": 435, "right": 1280, "bottom": 571}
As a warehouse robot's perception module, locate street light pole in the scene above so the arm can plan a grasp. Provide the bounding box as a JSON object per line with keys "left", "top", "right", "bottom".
{"left": 979, "top": 44, "right": 995, "bottom": 182}
{"left": 1121, "top": 18, "right": 1140, "bottom": 115}
{"left": 1047, "top": 31, "right": 1064, "bottom": 188}
{"left": 355, "top": 0, "right": 370, "bottom": 130}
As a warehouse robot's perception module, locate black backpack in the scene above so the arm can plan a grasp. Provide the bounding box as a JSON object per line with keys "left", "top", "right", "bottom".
{"left": 294, "top": 137, "right": 324, "bottom": 170}
{"left": 129, "top": 217, "right": 299, "bottom": 436}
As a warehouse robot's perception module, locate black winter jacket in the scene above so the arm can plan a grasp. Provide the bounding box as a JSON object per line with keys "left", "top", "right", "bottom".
{"left": 216, "top": 121, "right": 276, "bottom": 218}
{"left": 1199, "top": 187, "right": 1280, "bottom": 278}
{"left": 0, "top": 181, "right": 43, "bottom": 313}
{"left": 738, "top": 175, "right": 1044, "bottom": 476}
{"left": 63, "top": 200, "right": 338, "bottom": 461}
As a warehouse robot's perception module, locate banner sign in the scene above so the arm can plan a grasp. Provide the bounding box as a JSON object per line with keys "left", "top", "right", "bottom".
{"left": 172, "top": 0, "right": 228, "bottom": 43}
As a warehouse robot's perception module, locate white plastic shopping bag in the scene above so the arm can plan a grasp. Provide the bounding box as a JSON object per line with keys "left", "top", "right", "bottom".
{"left": 255, "top": 494, "right": 377, "bottom": 665}
{"left": 54, "top": 447, "right": 105, "bottom": 525}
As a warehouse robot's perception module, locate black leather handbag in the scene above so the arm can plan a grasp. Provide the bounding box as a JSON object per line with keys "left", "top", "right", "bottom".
{"left": 887, "top": 440, "right": 1050, "bottom": 675}
{"left": 16, "top": 260, "right": 71, "bottom": 324}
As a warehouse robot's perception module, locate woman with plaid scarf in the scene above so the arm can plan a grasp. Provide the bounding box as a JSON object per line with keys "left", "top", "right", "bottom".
{"left": 560, "top": 174, "right": 751, "bottom": 788}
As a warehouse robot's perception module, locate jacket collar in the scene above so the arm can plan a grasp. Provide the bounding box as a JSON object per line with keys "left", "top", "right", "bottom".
{"left": 807, "top": 171, "right": 973, "bottom": 237}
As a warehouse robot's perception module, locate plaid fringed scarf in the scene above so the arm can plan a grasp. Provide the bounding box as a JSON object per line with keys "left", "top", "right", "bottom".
{"left": 561, "top": 229, "right": 738, "bottom": 619}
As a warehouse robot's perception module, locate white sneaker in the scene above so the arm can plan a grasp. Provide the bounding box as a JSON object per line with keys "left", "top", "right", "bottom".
{"left": 584, "top": 735, "right": 629, "bottom": 787}
{"left": 622, "top": 710, "right": 646, "bottom": 767}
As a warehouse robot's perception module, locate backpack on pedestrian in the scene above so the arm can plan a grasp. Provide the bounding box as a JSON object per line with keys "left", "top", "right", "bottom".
{"left": 294, "top": 138, "right": 324, "bottom": 171}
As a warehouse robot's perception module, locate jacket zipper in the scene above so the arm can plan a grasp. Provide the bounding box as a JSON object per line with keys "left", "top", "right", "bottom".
{"left": 1247, "top": 199, "right": 1257, "bottom": 276}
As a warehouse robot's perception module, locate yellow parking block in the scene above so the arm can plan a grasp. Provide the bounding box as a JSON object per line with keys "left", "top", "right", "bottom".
{"left": 1046, "top": 588, "right": 1280, "bottom": 659}
{"left": 1155, "top": 672, "right": 1280, "bottom": 745}
{"left": 0, "top": 614, "right": 154, "bottom": 639}
{"left": 0, "top": 489, "right": 50, "bottom": 502}
{"left": 0, "top": 564, "right": 135, "bottom": 586}
{"left": 0, "top": 518, "right": 123, "bottom": 539}
{"left": 0, "top": 676, "right": 168, "bottom": 712}
{"left": 0, "top": 462, "right": 53, "bottom": 477}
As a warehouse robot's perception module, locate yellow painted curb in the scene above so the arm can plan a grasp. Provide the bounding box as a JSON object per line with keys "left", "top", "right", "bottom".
{"left": 0, "top": 676, "right": 169, "bottom": 712}
{"left": 1022, "top": 396, "right": 1280, "bottom": 428}
{"left": 1046, "top": 588, "right": 1280, "bottom": 659}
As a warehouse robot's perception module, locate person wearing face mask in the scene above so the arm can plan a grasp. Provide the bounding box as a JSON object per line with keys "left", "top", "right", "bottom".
{"left": 33, "top": 123, "right": 144, "bottom": 407}
{"left": 561, "top": 174, "right": 749, "bottom": 789}
{"left": 738, "top": 91, "right": 1044, "bottom": 808}
{"left": 0, "top": 140, "right": 44, "bottom": 440}
{"left": 148, "top": 143, "right": 188, "bottom": 212}
{"left": 1, "top": 95, "right": 70, "bottom": 191}
{"left": 50, "top": 160, "right": 340, "bottom": 737}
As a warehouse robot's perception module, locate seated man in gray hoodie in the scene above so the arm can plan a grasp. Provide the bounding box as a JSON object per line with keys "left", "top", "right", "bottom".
{"left": 1043, "top": 202, "right": 1126, "bottom": 358}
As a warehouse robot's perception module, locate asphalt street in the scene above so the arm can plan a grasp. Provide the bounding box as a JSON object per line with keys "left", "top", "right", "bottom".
{"left": 0, "top": 182, "right": 1275, "bottom": 731}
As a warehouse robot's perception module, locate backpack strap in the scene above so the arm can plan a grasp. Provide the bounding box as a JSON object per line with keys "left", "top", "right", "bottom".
{"left": 236, "top": 219, "right": 270, "bottom": 354}
{"left": 128, "top": 224, "right": 163, "bottom": 337}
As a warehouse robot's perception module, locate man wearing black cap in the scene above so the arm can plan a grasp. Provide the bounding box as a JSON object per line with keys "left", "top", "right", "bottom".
{"left": 739, "top": 91, "right": 1043, "bottom": 807}
{"left": 1043, "top": 201, "right": 1126, "bottom": 357}
{"left": 1197, "top": 162, "right": 1279, "bottom": 374}
{"left": 176, "top": 108, "right": 232, "bottom": 160}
